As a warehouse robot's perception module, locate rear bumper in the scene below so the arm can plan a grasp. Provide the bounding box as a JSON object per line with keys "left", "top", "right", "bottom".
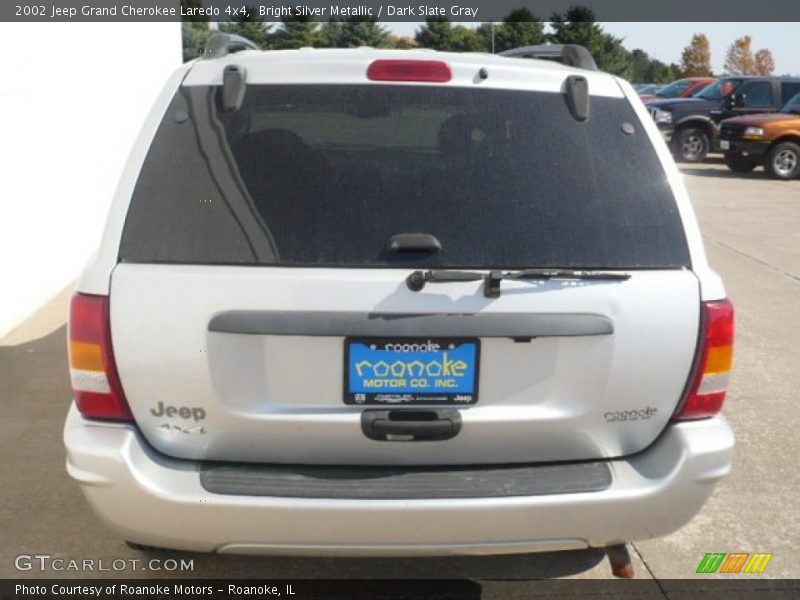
{"left": 64, "top": 404, "right": 734, "bottom": 556}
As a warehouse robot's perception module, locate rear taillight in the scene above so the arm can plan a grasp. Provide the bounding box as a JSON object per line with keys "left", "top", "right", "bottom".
{"left": 68, "top": 293, "right": 133, "bottom": 421}
{"left": 367, "top": 59, "right": 452, "bottom": 83}
{"left": 673, "top": 299, "right": 735, "bottom": 420}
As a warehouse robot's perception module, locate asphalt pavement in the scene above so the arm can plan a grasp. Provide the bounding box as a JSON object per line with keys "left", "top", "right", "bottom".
{"left": 1, "top": 162, "right": 798, "bottom": 592}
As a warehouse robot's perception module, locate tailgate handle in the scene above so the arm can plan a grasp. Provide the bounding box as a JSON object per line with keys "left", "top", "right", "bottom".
{"left": 361, "top": 410, "right": 462, "bottom": 442}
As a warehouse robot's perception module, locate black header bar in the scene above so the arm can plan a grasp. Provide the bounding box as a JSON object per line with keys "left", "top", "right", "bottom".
{"left": 5, "top": 0, "right": 800, "bottom": 22}
{"left": 4, "top": 579, "right": 800, "bottom": 599}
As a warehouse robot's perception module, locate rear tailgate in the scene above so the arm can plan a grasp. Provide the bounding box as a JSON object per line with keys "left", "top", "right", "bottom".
{"left": 110, "top": 53, "right": 699, "bottom": 465}
{"left": 111, "top": 266, "right": 698, "bottom": 464}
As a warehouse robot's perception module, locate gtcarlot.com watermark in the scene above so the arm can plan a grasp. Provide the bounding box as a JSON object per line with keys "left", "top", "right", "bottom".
{"left": 15, "top": 554, "right": 194, "bottom": 572}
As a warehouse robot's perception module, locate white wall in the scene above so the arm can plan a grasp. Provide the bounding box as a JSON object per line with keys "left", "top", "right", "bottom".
{"left": 0, "top": 22, "right": 181, "bottom": 338}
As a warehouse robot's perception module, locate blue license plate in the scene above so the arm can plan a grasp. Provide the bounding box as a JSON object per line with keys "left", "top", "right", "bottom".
{"left": 344, "top": 338, "right": 480, "bottom": 405}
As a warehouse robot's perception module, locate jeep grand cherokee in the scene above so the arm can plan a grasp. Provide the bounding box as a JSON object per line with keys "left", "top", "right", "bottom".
{"left": 63, "top": 38, "right": 735, "bottom": 563}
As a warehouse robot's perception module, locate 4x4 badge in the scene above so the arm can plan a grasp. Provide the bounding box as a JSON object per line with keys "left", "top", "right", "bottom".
{"left": 604, "top": 407, "right": 658, "bottom": 423}
{"left": 159, "top": 423, "right": 206, "bottom": 435}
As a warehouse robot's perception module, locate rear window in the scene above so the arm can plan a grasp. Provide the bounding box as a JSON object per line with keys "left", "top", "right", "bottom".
{"left": 120, "top": 83, "right": 690, "bottom": 269}
{"left": 656, "top": 79, "right": 694, "bottom": 98}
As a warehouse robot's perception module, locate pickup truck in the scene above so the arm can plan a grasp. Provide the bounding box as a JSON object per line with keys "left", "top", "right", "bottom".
{"left": 648, "top": 76, "right": 800, "bottom": 162}
{"left": 719, "top": 92, "right": 800, "bottom": 179}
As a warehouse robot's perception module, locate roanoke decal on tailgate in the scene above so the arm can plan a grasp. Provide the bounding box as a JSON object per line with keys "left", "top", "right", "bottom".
{"left": 345, "top": 338, "right": 479, "bottom": 405}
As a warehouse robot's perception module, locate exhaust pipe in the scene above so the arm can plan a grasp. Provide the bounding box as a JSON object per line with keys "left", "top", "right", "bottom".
{"left": 606, "top": 544, "right": 635, "bottom": 578}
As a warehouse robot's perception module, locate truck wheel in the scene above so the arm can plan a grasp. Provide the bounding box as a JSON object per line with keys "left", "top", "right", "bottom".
{"left": 766, "top": 142, "right": 800, "bottom": 180}
{"left": 724, "top": 156, "right": 758, "bottom": 173}
{"left": 674, "top": 128, "right": 710, "bottom": 163}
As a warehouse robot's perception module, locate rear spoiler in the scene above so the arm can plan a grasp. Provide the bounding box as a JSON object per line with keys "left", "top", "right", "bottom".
{"left": 500, "top": 44, "right": 598, "bottom": 71}
{"left": 202, "top": 32, "right": 254, "bottom": 112}
{"left": 204, "top": 32, "right": 258, "bottom": 59}
{"left": 501, "top": 44, "right": 594, "bottom": 121}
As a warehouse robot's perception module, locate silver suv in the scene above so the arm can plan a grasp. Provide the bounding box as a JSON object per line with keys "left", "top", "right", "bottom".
{"left": 64, "top": 38, "right": 734, "bottom": 568}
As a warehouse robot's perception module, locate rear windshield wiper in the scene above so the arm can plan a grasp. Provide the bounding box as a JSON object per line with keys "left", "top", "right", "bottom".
{"left": 406, "top": 269, "right": 631, "bottom": 297}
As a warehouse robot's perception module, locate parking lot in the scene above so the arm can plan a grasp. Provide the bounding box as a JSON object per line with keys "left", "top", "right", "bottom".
{"left": 0, "top": 161, "right": 798, "bottom": 589}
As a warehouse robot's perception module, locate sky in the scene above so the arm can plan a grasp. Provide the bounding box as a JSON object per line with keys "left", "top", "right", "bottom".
{"left": 387, "top": 22, "right": 800, "bottom": 75}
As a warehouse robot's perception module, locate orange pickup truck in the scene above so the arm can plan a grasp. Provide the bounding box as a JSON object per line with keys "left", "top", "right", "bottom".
{"left": 719, "top": 92, "right": 800, "bottom": 179}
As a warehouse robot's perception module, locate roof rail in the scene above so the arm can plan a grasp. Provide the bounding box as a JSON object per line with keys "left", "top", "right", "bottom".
{"left": 203, "top": 32, "right": 259, "bottom": 59}
{"left": 500, "top": 44, "right": 598, "bottom": 71}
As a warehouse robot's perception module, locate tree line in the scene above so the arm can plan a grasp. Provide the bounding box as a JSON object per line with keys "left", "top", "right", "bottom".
{"left": 182, "top": 3, "right": 777, "bottom": 81}
{"left": 680, "top": 33, "right": 775, "bottom": 77}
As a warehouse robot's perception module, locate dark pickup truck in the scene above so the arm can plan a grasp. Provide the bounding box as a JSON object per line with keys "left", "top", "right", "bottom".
{"left": 647, "top": 76, "right": 800, "bottom": 162}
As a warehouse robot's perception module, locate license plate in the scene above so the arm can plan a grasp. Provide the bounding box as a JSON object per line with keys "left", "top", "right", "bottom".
{"left": 344, "top": 338, "right": 480, "bottom": 405}
{"left": 720, "top": 140, "right": 730, "bottom": 150}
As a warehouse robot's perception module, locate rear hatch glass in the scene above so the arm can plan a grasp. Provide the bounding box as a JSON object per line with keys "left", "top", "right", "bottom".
{"left": 120, "top": 84, "right": 690, "bottom": 269}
